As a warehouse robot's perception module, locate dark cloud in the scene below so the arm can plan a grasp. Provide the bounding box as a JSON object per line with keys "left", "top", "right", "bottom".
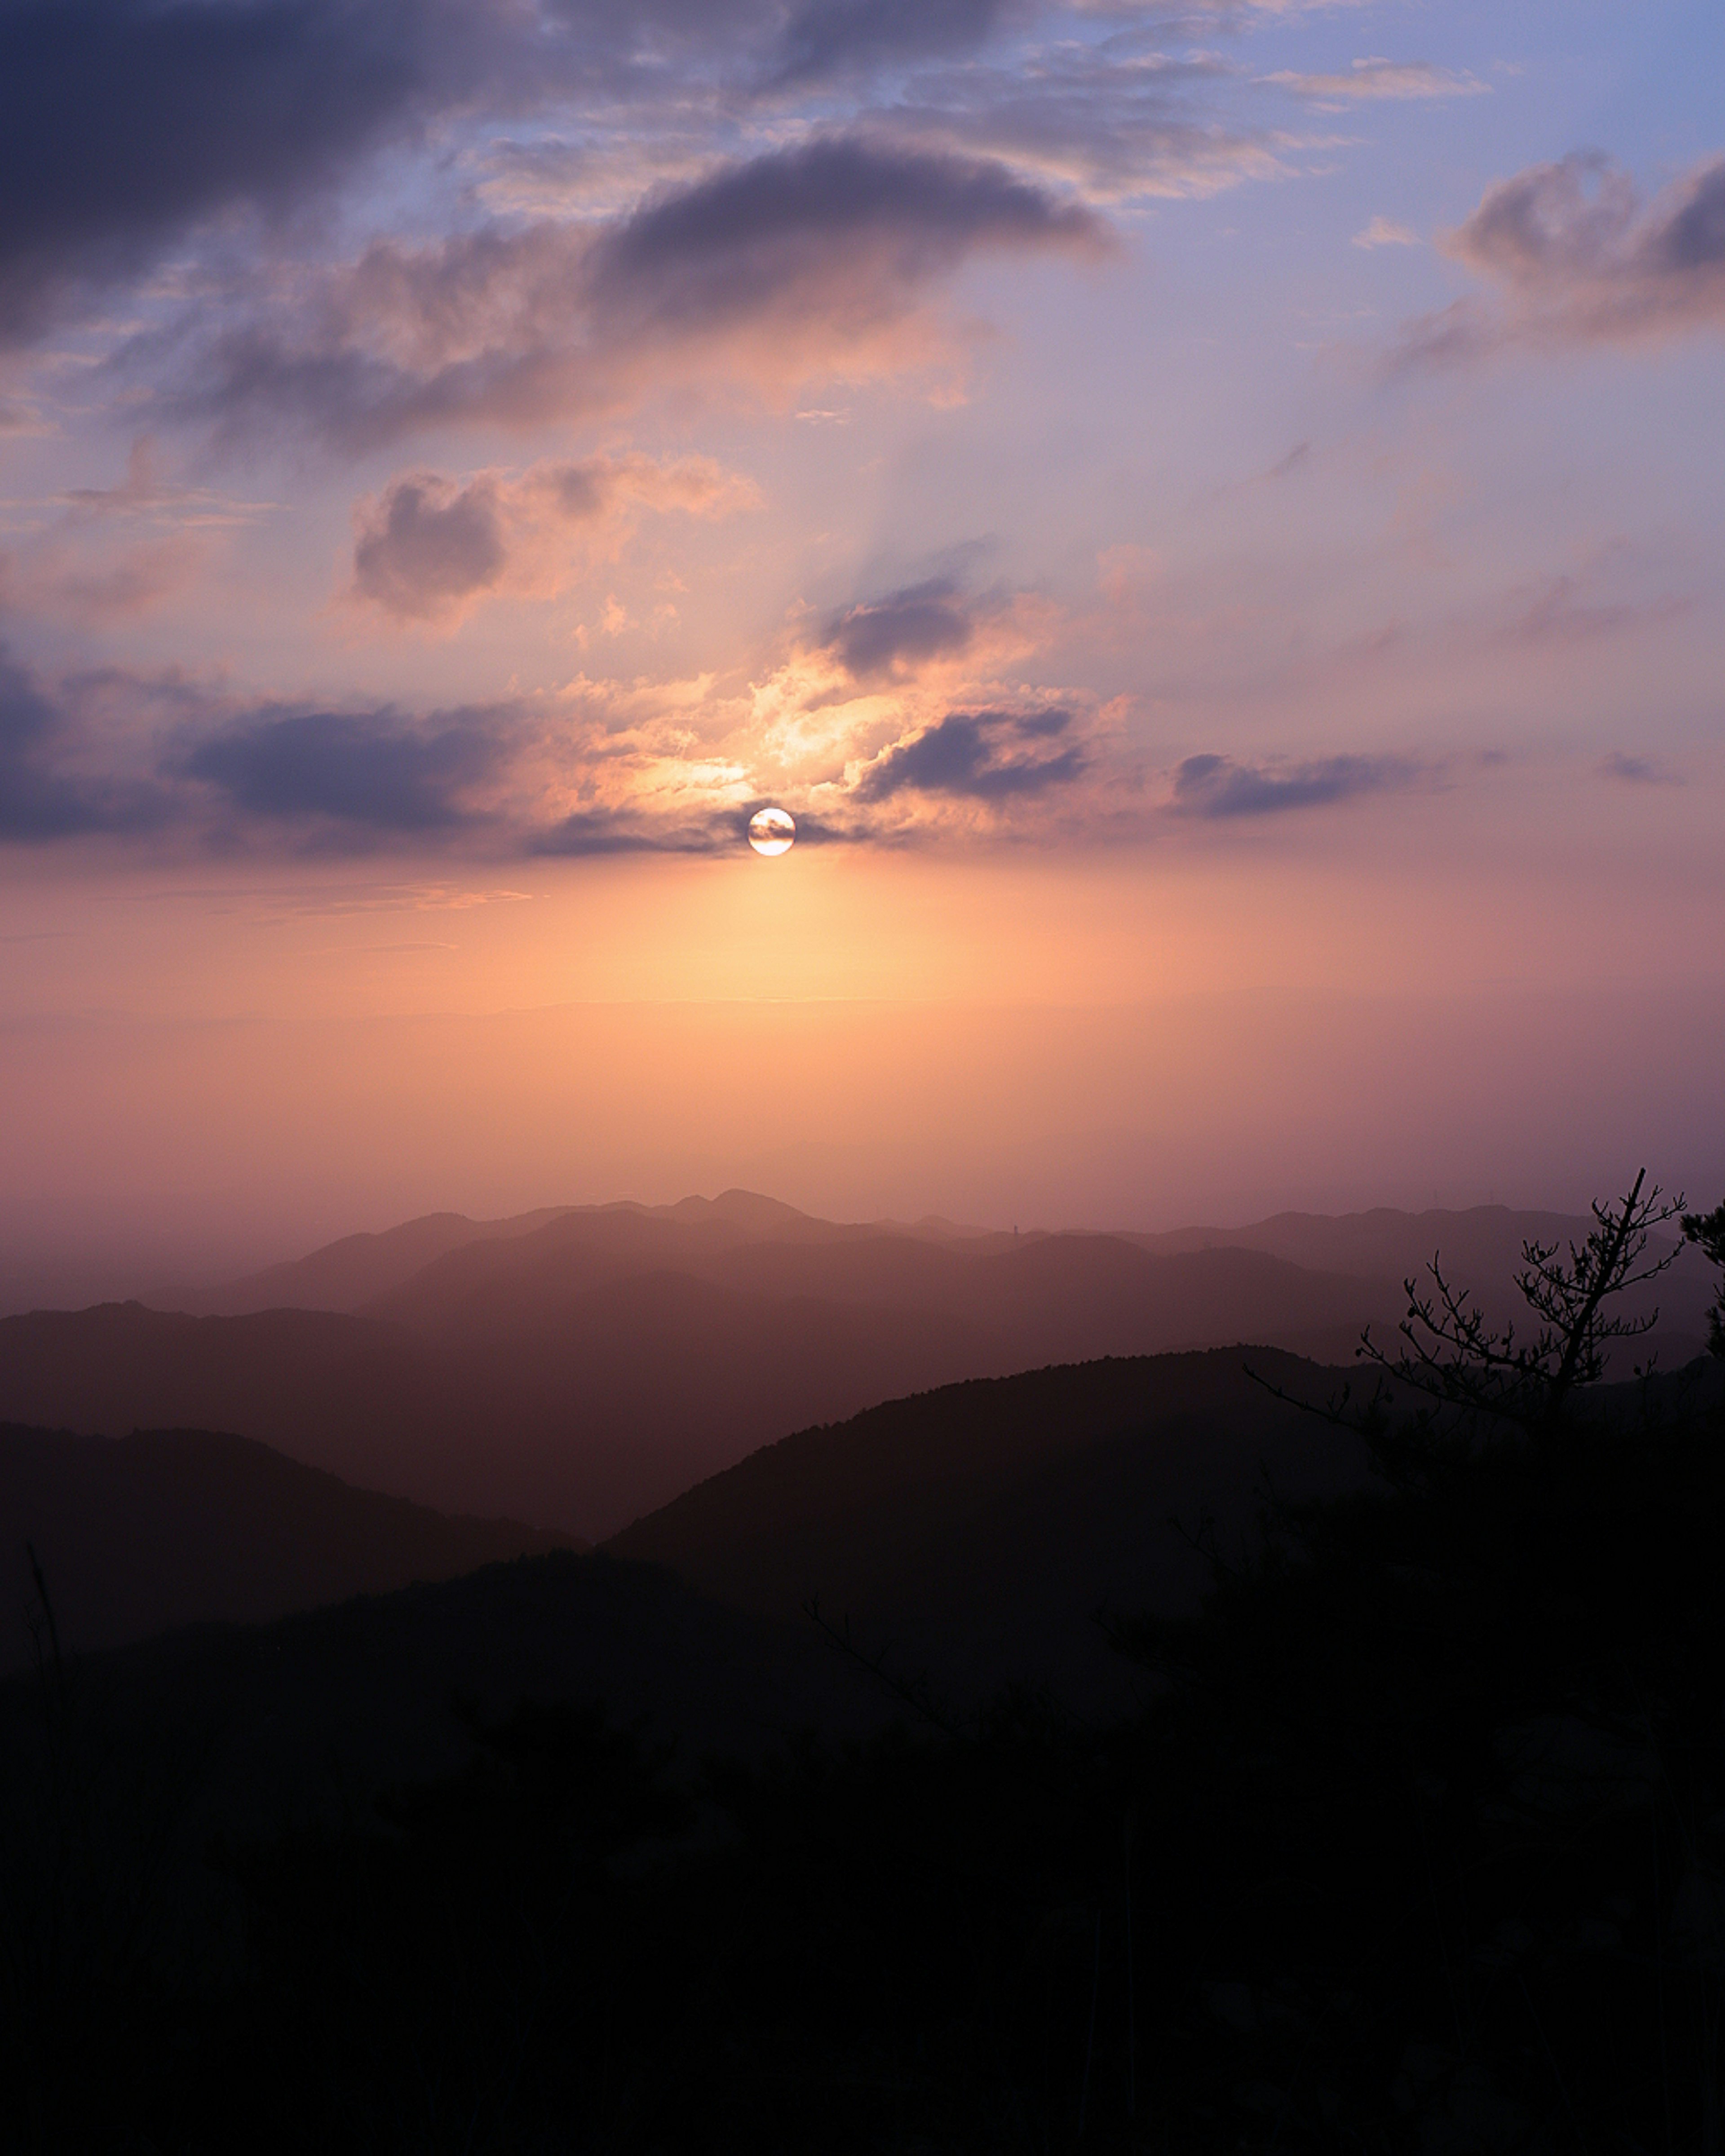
{"left": 587, "top": 137, "right": 1106, "bottom": 332}
{"left": 0, "top": 0, "right": 458, "bottom": 340}
{"left": 184, "top": 707, "right": 506, "bottom": 832}
{"left": 1399, "top": 151, "right": 1725, "bottom": 364}
{"left": 161, "top": 137, "right": 1105, "bottom": 449}
{"left": 0, "top": 642, "right": 164, "bottom": 837}
{"left": 349, "top": 451, "right": 747, "bottom": 620}
{"left": 858, "top": 706, "right": 1082, "bottom": 801}
{"left": 775, "top": 0, "right": 1009, "bottom": 84}
{"left": 529, "top": 808, "right": 733, "bottom": 858}
{"left": 352, "top": 475, "right": 507, "bottom": 619}
{"left": 0, "top": 0, "right": 784, "bottom": 341}
{"left": 826, "top": 577, "right": 974, "bottom": 678}
{"left": 1170, "top": 751, "right": 1416, "bottom": 818}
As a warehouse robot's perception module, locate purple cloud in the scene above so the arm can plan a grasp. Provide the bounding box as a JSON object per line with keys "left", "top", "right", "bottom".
{"left": 1171, "top": 751, "right": 1417, "bottom": 818}
{"left": 1397, "top": 150, "right": 1725, "bottom": 364}
{"left": 858, "top": 707, "right": 1083, "bottom": 801}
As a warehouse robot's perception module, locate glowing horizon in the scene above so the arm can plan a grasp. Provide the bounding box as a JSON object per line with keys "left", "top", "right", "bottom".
{"left": 1, "top": 0, "right": 1721, "bottom": 1295}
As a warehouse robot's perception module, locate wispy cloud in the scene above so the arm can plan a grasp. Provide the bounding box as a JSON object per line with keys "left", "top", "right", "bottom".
{"left": 1599, "top": 751, "right": 1682, "bottom": 787}
{"left": 1265, "top": 57, "right": 1487, "bottom": 106}
{"left": 1353, "top": 216, "right": 1418, "bottom": 250}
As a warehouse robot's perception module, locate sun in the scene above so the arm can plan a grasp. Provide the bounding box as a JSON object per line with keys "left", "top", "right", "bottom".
{"left": 747, "top": 806, "right": 796, "bottom": 857}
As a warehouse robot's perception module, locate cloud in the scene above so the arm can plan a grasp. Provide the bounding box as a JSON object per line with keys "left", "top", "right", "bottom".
{"left": 1353, "top": 216, "right": 1418, "bottom": 250}
{"left": 0, "top": 641, "right": 164, "bottom": 836}
{"left": 1398, "top": 151, "right": 1725, "bottom": 362}
{"left": 824, "top": 577, "right": 977, "bottom": 678}
{"left": 162, "top": 138, "right": 1108, "bottom": 449}
{"left": 856, "top": 705, "right": 1083, "bottom": 800}
{"left": 774, "top": 0, "right": 1010, "bottom": 84}
{"left": 182, "top": 707, "right": 509, "bottom": 834}
{"left": 1599, "top": 751, "right": 1681, "bottom": 787}
{"left": 0, "top": 0, "right": 791, "bottom": 341}
{"left": 1265, "top": 57, "right": 1487, "bottom": 105}
{"left": 0, "top": 0, "right": 456, "bottom": 340}
{"left": 584, "top": 135, "right": 1107, "bottom": 328}
{"left": 0, "top": 437, "right": 274, "bottom": 627}
{"left": 349, "top": 451, "right": 752, "bottom": 623}
{"left": 1169, "top": 751, "right": 1417, "bottom": 817}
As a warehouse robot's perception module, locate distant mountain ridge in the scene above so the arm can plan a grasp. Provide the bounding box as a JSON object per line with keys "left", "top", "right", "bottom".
{"left": 1, "top": 1192, "right": 1708, "bottom": 1539}
{"left": 164, "top": 1189, "right": 1006, "bottom": 1318}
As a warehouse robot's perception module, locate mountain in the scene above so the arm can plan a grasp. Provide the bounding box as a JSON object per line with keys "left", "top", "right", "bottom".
{"left": 164, "top": 1205, "right": 579, "bottom": 1317}
{"left": 160, "top": 1190, "right": 1005, "bottom": 1319}
{"left": 0, "top": 1348, "right": 1367, "bottom": 1832}
{"left": 608, "top": 1347, "right": 1371, "bottom": 1708}
{"left": 0, "top": 1234, "right": 1393, "bottom": 1535}
{"left": 7, "top": 1192, "right": 1703, "bottom": 1540}
{"left": 0, "top": 1422, "right": 579, "bottom": 1673}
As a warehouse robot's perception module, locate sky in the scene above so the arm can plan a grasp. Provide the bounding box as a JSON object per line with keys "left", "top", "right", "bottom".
{"left": 1, "top": 0, "right": 1722, "bottom": 1295}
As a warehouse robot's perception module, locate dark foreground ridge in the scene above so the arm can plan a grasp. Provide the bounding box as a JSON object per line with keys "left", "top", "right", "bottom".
{"left": 7, "top": 1189, "right": 1725, "bottom": 2151}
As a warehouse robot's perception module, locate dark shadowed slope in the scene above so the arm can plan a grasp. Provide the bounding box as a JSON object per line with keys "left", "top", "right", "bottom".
{"left": 0, "top": 1552, "right": 893, "bottom": 1841}
{"left": 608, "top": 1348, "right": 1372, "bottom": 1709}
{"left": 0, "top": 1423, "right": 577, "bottom": 1672}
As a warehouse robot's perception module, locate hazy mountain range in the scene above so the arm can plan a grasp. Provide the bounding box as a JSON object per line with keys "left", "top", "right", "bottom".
{"left": 0, "top": 1191, "right": 1707, "bottom": 1537}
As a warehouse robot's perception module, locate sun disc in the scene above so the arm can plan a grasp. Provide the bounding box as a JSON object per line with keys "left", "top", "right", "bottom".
{"left": 747, "top": 806, "right": 796, "bottom": 857}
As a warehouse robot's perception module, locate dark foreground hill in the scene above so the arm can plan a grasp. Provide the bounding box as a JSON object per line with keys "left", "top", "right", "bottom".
{"left": 609, "top": 1348, "right": 1371, "bottom": 1708}
{"left": 0, "top": 1423, "right": 580, "bottom": 1674}
{"left": 11, "top": 1349, "right": 1725, "bottom": 2150}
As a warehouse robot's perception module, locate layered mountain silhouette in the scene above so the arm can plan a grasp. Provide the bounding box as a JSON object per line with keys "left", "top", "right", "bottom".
{"left": 1, "top": 1422, "right": 578, "bottom": 1674}
{"left": 0, "top": 1190, "right": 1706, "bottom": 1537}
{"left": 0, "top": 1347, "right": 1367, "bottom": 1839}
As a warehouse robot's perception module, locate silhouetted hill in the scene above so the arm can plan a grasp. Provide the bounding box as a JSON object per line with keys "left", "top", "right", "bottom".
{"left": 0, "top": 1422, "right": 579, "bottom": 1672}
{"left": 608, "top": 1348, "right": 1372, "bottom": 1707}
{"left": 0, "top": 1233, "right": 1400, "bottom": 1535}
{"left": 2, "top": 1549, "right": 892, "bottom": 1842}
